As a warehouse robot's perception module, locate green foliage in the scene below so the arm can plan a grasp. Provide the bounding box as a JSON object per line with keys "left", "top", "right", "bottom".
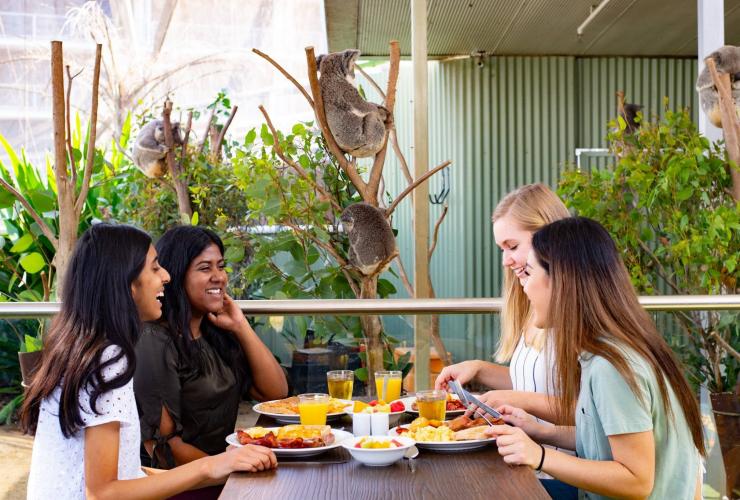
{"left": 559, "top": 105, "right": 740, "bottom": 392}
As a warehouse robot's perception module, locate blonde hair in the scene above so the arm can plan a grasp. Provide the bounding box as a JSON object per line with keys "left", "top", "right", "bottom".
{"left": 492, "top": 183, "right": 569, "bottom": 362}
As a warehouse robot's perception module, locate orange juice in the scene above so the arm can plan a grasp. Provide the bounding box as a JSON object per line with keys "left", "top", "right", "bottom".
{"left": 297, "top": 393, "right": 329, "bottom": 425}
{"left": 417, "top": 398, "right": 446, "bottom": 421}
{"left": 327, "top": 379, "right": 353, "bottom": 400}
{"left": 374, "top": 372, "right": 402, "bottom": 402}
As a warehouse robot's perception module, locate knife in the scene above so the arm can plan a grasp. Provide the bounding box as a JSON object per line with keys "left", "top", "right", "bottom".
{"left": 448, "top": 379, "right": 507, "bottom": 423}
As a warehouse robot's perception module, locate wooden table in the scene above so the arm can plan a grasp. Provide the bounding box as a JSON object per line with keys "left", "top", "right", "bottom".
{"left": 220, "top": 414, "right": 550, "bottom": 499}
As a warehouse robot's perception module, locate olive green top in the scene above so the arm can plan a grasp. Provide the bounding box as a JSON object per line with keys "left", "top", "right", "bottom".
{"left": 134, "top": 322, "right": 251, "bottom": 466}
{"left": 576, "top": 348, "right": 700, "bottom": 499}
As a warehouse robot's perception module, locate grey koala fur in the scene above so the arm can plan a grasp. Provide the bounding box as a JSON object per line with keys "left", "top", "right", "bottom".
{"left": 340, "top": 202, "right": 397, "bottom": 276}
{"left": 696, "top": 45, "right": 740, "bottom": 128}
{"left": 132, "top": 119, "right": 184, "bottom": 178}
{"left": 316, "top": 49, "right": 389, "bottom": 158}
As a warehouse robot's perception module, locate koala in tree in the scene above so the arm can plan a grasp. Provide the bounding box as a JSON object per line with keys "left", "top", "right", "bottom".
{"left": 340, "top": 202, "right": 397, "bottom": 276}
{"left": 696, "top": 45, "right": 740, "bottom": 128}
{"left": 620, "top": 103, "right": 643, "bottom": 134}
{"left": 316, "top": 49, "right": 389, "bottom": 158}
{"left": 132, "top": 119, "right": 184, "bottom": 178}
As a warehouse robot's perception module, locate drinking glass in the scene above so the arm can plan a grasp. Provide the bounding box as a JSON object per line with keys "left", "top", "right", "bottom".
{"left": 374, "top": 370, "right": 402, "bottom": 402}
{"left": 297, "top": 393, "right": 330, "bottom": 425}
{"left": 326, "top": 370, "right": 354, "bottom": 400}
{"left": 416, "top": 389, "right": 447, "bottom": 421}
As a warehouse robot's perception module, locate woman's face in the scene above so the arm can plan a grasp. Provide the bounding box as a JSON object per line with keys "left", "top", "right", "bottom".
{"left": 522, "top": 250, "right": 552, "bottom": 329}
{"left": 131, "top": 245, "right": 170, "bottom": 322}
{"left": 184, "top": 243, "right": 227, "bottom": 316}
{"left": 493, "top": 216, "right": 533, "bottom": 285}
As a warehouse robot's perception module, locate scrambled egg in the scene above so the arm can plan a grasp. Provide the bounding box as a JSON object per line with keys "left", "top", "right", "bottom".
{"left": 243, "top": 426, "right": 271, "bottom": 438}
{"left": 408, "top": 425, "right": 455, "bottom": 442}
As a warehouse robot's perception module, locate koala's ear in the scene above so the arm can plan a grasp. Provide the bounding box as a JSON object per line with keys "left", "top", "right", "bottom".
{"left": 342, "top": 50, "right": 360, "bottom": 72}
{"left": 315, "top": 54, "right": 325, "bottom": 71}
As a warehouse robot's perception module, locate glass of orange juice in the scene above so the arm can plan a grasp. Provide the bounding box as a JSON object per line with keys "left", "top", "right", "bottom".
{"left": 327, "top": 370, "right": 354, "bottom": 400}
{"left": 374, "top": 370, "right": 402, "bottom": 402}
{"left": 416, "top": 389, "right": 447, "bottom": 421}
{"left": 297, "top": 393, "right": 330, "bottom": 425}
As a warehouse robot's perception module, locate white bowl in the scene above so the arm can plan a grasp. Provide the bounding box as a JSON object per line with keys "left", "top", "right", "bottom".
{"left": 342, "top": 435, "right": 416, "bottom": 466}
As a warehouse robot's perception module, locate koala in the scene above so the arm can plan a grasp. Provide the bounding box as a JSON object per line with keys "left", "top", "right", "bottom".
{"left": 340, "top": 202, "right": 397, "bottom": 276}
{"left": 316, "top": 49, "right": 389, "bottom": 158}
{"left": 620, "top": 103, "right": 643, "bottom": 134}
{"left": 696, "top": 45, "right": 740, "bottom": 128}
{"left": 132, "top": 119, "right": 183, "bottom": 178}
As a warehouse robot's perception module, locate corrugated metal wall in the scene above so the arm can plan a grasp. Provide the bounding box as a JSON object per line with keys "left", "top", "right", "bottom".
{"left": 358, "top": 56, "right": 698, "bottom": 363}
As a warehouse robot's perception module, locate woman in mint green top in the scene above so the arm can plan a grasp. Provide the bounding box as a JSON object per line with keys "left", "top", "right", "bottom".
{"left": 484, "top": 217, "right": 705, "bottom": 499}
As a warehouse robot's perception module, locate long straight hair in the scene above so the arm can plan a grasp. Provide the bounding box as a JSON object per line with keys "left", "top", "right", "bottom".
{"left": 21, "top": 223, "right": 151, "bottom": 436}
{"left": 155, "top": 226, "right": 244, "bottom": 374}
{"left": 491, "top": 184, "right": 570, "bottom": 362}
{"left": 532, "top": 217, "right": 705, "bottom": 456}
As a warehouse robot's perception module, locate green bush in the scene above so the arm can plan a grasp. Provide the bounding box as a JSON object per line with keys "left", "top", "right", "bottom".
{"left": 559, "top": 104, "right": 740, "bottom": 392}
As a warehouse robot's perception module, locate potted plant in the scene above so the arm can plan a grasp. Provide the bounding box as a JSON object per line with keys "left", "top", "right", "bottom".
{"left": 559, "top": 104, "right": 739, "bottom": 496}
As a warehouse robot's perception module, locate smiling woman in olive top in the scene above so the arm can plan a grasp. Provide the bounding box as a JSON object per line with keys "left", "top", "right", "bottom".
{"left": 134, "top": 226, "right": 287, "bottom": 468}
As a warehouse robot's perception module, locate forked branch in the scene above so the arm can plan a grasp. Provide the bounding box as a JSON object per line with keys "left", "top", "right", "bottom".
{"left": 385, "top": 160, "right": 452, "bottom": 217}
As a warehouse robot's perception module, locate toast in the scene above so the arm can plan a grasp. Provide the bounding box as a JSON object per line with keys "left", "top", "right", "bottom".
{"left": 453, "top": 425, "right": 489, "bottom": 441}
{"left": 277, "top": 425, "right": 335, "bottom": 446}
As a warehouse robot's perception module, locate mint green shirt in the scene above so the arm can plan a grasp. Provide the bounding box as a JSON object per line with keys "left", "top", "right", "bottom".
{"left": 576, "top": 349, "right": 700, "bottom": 499}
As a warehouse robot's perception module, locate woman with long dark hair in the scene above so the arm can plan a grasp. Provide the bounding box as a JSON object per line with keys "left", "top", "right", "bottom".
{"left": 486, "top": 217, "right": 704, "bottom": 499}
{"left": 135, "top": 225, "right": 287, "bottom": 467}
{"left": 22, "top": 223, "right": 276, "bottom": 500}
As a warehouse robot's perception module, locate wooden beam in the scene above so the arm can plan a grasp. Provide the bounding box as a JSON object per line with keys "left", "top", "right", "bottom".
{"left": 412, "top": 0, "right": 431, "bottom": 391}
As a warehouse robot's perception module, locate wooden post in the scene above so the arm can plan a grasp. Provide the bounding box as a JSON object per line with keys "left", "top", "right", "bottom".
{"left": 412, "top": 0, "right": 431, "bottom": 390}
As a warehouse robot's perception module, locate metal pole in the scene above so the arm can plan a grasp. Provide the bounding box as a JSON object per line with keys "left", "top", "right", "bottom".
{"left": 697, "top": 0, "right": 724, "bottom": 143}
{"left": 411, "top": 0, "right": 431, "bottom": 391}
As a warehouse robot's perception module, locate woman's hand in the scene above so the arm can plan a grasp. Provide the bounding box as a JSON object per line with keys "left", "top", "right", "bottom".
{"left": 434, "top": 360, "right": 481, "bottom": 390}
{"left": 207, "top": 294, "right": 249, "bottom": 334}
{"left": 204, "top": 445, "right": 277, "bottom": 478}
{"left": 495, "top": 404, "right": 548, "bottom": 440}
{"left": 485, "top": 424, "right": 543, "bottom": 469}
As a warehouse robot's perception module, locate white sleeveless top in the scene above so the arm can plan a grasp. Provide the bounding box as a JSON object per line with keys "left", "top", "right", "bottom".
{"left": 27, "top": 345, "right": 145, "bottom": 500}
{"left": 509, "top": 334, "right": 573, "bottom": 478}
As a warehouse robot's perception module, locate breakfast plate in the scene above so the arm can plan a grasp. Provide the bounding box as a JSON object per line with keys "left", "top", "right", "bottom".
{"left": 388, "top": 424, "right": 495, "bottom": 453}
{"left": 226, "top": 428, "right": 354, "bottom": 457}
{"left": 252, "top": 397, "right": 352, "bottom": 424}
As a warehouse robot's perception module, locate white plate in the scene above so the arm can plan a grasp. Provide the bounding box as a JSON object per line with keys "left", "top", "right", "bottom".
{"left": 252, "top": 399, "right": 351, "bottom": 424}
{"left": 398, "top": 395, "right": 468, "bottom": 417}
{"left": 388, "top": 424, "right": 495, "bottom": 453}
{"left": 225, "top": 428, "right": 354, "bottom": 457}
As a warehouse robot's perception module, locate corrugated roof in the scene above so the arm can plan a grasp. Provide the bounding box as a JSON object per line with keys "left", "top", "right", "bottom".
{"left": 325, "top": 0, "right": 740, "bottom": 57}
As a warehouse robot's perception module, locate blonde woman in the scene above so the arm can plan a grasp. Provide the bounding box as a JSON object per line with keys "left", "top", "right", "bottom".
{"left": 488, "top": 217, "right": 704, "bottom": 499}
{"left": 435, "top": 183, "right": 569, "bottom": 422}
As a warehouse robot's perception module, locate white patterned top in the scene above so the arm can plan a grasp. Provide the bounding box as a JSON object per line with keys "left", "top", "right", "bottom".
{"left": 27, "top": 345, "right": 144, "bottom": 500}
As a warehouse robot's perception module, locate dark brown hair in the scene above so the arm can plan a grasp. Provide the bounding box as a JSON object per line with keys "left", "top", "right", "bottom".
{"left": 21, "top": 223, "right": 151, "bottom": 437}
{"left": 532, "top": 217, "right": 705, "bottom": 456}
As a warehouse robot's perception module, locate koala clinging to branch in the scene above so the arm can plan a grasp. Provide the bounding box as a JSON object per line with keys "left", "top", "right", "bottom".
{"left": 340, "top": 203, "right": 397, "bottom": 276}
{"left": 316, "top": 49, "right": 389, "bottom": 158}
{"left": 620, "top": 102, "right": 643, "bottom": 134}
{"left": 132, "top": 119, "right": 184, "bottom": 178}
{"left": 696, "top": 45, "right": 740, "bottom": 128}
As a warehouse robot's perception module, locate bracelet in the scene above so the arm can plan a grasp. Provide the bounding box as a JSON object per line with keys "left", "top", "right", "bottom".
{"left": 535, "top": 444, "right": 546, "bottom": 472}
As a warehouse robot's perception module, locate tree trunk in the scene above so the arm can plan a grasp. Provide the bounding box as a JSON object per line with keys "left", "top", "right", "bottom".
{"left": 360, "top": 276, "right": 384, "bottom": 397}
{"left": 51, "top": 41, "right": 77, "bottom": 300}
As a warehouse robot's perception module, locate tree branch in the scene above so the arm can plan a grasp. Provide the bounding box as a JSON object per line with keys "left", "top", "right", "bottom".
{"left": 355, "top": 65, "right": 386, "bottom": 102}
{"left": 305, "top": 46, "right": 369, "bottom": 201}
{"left": 393, "top": 255, "right": 414, "bottom": 296}
{"left": 252, "top": 48, "right": 314, "bottom": 107}
{"left": 385, "top": 160, "right": 452, "bottom": 217}
{"left": 75, "top": 43, "right": 101, "bottom": 215}
{"left": 197, "top": 106, "right": 216, "bottom": 156}
{"left": 705, "top": 57, "right": 740, "bottom": 202}
{"left": 65, "top": 65, "right": 83, "bottom": 184}
{"left": 390, "top": 128, "right": 413, "bottom": 185}
{"left": 162, "top": 98, "right": 192, "bottom": 218}
{"left": 710, "top": 330, "right": 740, "bottom": 362}
{"left": 212, "top": 105, "right": 238, "bottom": 161}
{"left": 0, "top": 178, "right": 58, "bottom": 248}
{"left": 179, "top": 110, "right": 193, "bottom": 172}
{"left": 367, "top": 41, "right": 400, "bottom": 201}
{"left": 428, "top": 203, "right": 449, "bottom": 260}
{"left": 635, "top": 239, "right": 682, "bottom": 295}
{"left": 259, "top": 105, "right": 342, "bottom": 212}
